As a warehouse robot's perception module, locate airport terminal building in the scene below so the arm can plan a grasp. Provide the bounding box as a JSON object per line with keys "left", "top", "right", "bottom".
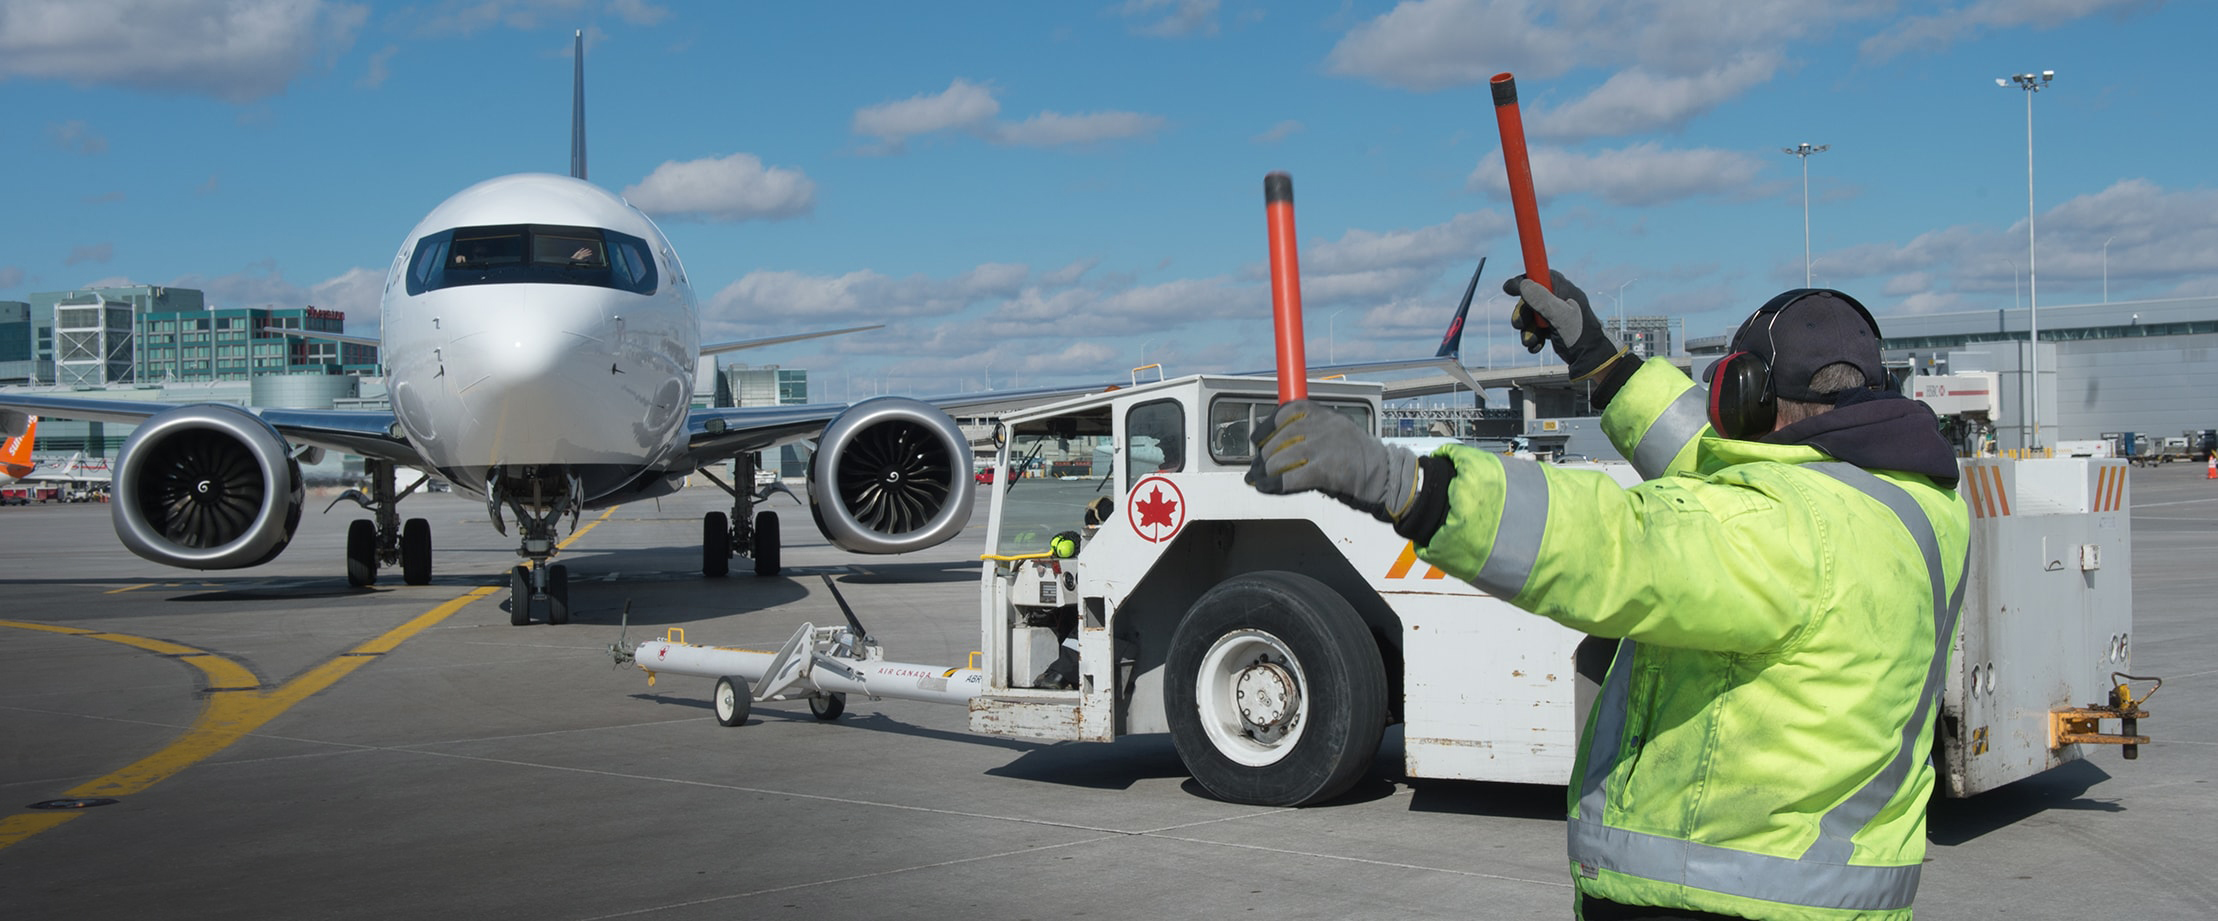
{"left": 1689, "top": 294, "right": 2218, "bottom": 454}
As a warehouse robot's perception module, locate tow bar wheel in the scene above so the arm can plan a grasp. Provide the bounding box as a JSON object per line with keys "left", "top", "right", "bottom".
{"left": 714, "top": 675, "right": 751, "bottom": 727}
{"left": 1167, "top": 571, "right": 1387, "bottom": 807}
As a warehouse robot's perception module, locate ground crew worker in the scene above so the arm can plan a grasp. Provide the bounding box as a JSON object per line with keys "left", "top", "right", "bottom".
{"left": 1250, "top": 271, "right": 1969, "bottom": 920}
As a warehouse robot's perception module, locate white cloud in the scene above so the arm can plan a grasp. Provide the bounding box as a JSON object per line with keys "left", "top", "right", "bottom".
{"left": 1468, "top": 143, "right": 1769, "bottom": 207}
{"left": 1881, "top": 272, "right": 1934, "bottom": 298}
{"left": 622, "top": 153, "right": 816, "bottom": 222}
{"left": 704, "top": 263, "right": 1039, "bottom": 333}
{"left": 990, "top": 111, "right": 1165, "bottom": 147}
{"left": 65, "top": 243, "right": 113, "bottom": 266}
{"left": 308, "top": 267, "right": 386, "bottom": 322}
{"left": 48, "top": 120, "right": 106, "bottom": 155}
{"left": 1252, "top": 120, "right": 1303, "bottom": 144}
{"left": 357, "top": 44, "right": 397, "bottom": 89}
{"left": 1529, "top": 55, "right": 1779, "bottom": 141}
{"left": 0, "top": 0, "right": 367, "bottom": 103}
{"left": 1040, "top": 259, "right": 1097, "bottom": 286}
{"left": 608, "top": 0, "right": 670, "bottom": 26}
{"left": 404, "top": 0, "right": 630, "bottom": 37}
{"left": 1325, "top": 0, "right": 1572, "bottom": 92}
{"left": 1306, "top": 210, "right": 1508, "bottom": 275}
{"left": 853, "top": 79, "right": 1164, "bottom": 150}
{"left": 162, "top": 262, "right": 380, "bottom": 332}
{"left": 852, "top": 79, "right": 1000, "bottom": 147}
{"left": 1861, "top": 0, "right": 2158, "bottom": 61}
{"left": 1119, "top": 0, "right": 1220, "bottom": 37}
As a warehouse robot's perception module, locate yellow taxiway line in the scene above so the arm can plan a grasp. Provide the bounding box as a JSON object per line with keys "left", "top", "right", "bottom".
{"left": 0, "top": 585, "right": 499, "bottom": 850}
{"left": 0, "top": 505, "right": 623, "bottom": 851}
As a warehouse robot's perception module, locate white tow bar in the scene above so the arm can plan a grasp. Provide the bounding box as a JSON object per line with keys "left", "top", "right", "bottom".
{"left": 613, "top": 576, "right": 986, "bottom": 722}
{"left": 630, "top": 623, "right": 986, "bottom": 707}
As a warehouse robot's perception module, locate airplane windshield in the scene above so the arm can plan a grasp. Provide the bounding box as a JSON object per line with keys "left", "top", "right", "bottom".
{"left": 405, "top": 223, "right": 658, "bottom": 296}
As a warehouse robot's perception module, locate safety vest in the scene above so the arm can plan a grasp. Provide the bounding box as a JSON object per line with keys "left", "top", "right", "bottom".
{"left": 1418, "top": 360, "right": 1971, "bottom": 920}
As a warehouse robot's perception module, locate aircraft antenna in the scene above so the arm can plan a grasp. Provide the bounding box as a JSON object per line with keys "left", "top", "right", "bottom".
{"left": 570, "top": 29, "right": 587, "bottom": 181}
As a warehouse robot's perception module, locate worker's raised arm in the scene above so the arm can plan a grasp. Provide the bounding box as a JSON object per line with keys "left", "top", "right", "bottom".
{"left": 1414, "top": 448, "right": 1822, "bottom": 654}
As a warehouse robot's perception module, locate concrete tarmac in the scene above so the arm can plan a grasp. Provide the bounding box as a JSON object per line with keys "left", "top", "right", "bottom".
{"left": 1, "top": 466, "right": 2213, "bottom": 919}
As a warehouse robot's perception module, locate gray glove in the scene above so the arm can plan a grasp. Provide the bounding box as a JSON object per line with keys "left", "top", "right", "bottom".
{"left": 1246, "top": 400, "right": 1420, "bottom": 523}
{"left": 1506, "top": 271, "right": 1623, "bottom": 380}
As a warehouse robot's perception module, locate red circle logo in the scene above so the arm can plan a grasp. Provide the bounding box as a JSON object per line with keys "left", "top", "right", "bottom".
{"left": 1127, "top": 475, "right": 1186, "bottom": 543}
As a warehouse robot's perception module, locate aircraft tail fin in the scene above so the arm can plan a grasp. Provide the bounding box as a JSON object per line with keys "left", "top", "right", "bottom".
{"left": 1, "top": 415, "right": 37, "bottom": 478}
{"left": 1437, "top": 257, "right": 1484, "bottom": 359}
{"left": 570, "top": 30, "right": 587, "bottom": 181}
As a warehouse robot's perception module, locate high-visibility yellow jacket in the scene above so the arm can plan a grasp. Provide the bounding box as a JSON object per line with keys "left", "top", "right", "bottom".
{"left": 1417, "top": 359, "right": 1970, "bottom": 919}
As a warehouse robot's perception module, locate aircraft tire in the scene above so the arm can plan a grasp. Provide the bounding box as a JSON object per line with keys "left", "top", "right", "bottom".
{"left": 509, "top": 564, "right": 532, "bottom": 626}
{"left": 809, "top": 692, "right": 846, "bottom": 721}
{"left": 346, "top": 519, "right": 378, "bottom": 587}
{"left": 547, "top": 564, "right": 570, "bottom": 625}
{"left": 703, "top": 511, "right": 730, "bottom": 578}
{"left": 714, "top": 676, "right": 751, "bottom": 727}
{"left": 401, "top": 518, "right": 432, "bottom": 585}
{"left": 752, "top": 510, "right": 781, "bottom": 577}
{"left": 1165, "top": 571, "right": 1386, "bottom": 807}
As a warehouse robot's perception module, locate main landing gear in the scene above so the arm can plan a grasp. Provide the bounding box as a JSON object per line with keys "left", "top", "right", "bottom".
{"left": 697, "top": 452, "right": 784, "bottom": 578}
{"left": 488, "top": 465, "right": 581, "bottom": 626}
{"left": 333, "top": 458, "right": 433, "bottom": 588}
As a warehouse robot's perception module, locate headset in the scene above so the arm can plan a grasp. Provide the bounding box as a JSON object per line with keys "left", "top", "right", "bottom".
{"left": 1707, "top": 288, "right": 1883, "bottom": 439}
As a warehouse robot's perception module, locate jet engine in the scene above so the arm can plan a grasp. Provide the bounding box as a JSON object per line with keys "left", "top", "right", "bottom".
{"left": 808, "top": 397, "right": 975, "bottom": 555}
{"left": 113, "top": 404, "right": 306, "bottom": 570}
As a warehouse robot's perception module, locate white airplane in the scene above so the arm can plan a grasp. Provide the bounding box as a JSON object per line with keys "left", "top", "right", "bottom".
{"left": 0, "top": 34, "right": 1079, "bottom": 624}
{"left": 0, "top": 33, "right": 1476, "bottom": 624}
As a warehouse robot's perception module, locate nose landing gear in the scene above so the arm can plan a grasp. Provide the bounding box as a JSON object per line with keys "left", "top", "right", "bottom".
{"left": 509, "top": 561, "right": 571, "bottom": 626}
{"left": 490, "top": 465, "right": 581, "bottom": 625}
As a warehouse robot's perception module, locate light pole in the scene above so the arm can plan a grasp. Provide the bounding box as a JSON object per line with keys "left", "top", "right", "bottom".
{"left": 2103, "top": 235, "right": 2116, "bottom": 303}
{"left": 1999, "top": 69, "right": 2053, "bottom": 450}
{"left": 1328, "top": 309, "right": 1347, "bottom": 363}
{"left": 1487, "top": 294, "right": 1511, "bottom": 368}
{"left": 1615, "top": 278, "right": 1637, "bottom": 351}
{"left": 1782, "top": 142, "right": 1828, "bottom": 287}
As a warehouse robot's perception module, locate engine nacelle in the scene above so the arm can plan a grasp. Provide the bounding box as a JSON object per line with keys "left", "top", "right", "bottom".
{"left": 113, "top": 404, "right": 305, "bottom": 570}
{"left": 807, "top": 397, "right": 975, "bottom": 555}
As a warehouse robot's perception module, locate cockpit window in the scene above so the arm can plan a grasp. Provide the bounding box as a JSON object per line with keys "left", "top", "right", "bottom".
{"left": 405, "top": 224, "right": 657, "bottom": 296}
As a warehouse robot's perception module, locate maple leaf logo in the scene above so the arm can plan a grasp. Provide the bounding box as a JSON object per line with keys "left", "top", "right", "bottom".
{"left": 1136, "top": 485, "right": 1177, "bottom": 529}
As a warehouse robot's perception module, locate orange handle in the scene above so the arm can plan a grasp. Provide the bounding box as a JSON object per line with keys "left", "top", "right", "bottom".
{"left": 1491, "top": 73, "right": 1553, "bottom": 325}
{"left": 1265, "top": 171, "right": 1308, "bottom": 402}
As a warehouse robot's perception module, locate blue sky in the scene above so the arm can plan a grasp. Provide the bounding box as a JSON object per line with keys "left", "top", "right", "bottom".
{"left": 3, "top": 0, "right": 2210, "bottom": 398}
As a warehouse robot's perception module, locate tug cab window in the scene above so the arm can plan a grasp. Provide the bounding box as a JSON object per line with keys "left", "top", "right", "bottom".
{"left": 406, "top": 223, "right": 657, "bottom": 296}
{"left": 1125, "top": 400, "right": 1185, "bottom": 479}
{"left": 994, "top": 408, "right": 1114, "bottom": 558}
{"left": 1208, "top": 397, "right": 1372, "bottom": 464}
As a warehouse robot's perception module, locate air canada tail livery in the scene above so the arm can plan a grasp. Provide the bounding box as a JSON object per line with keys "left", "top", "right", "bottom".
{"left": 0, "top": 32, "right": 1472, "bottom": 624}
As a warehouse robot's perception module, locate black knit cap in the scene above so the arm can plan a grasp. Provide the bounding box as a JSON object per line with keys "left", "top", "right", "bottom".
{"left": 1726, "top": 288, "right": 1887, "bottom": 403}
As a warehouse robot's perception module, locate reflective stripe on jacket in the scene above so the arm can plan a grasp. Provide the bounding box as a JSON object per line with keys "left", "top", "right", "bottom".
{"left": 1418, "top": 359, "right": 1971, "bottom": 920}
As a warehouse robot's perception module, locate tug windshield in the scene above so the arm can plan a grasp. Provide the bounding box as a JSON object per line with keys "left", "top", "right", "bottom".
{"left": 406, "top": 223, "right": 658, "bottom": 296}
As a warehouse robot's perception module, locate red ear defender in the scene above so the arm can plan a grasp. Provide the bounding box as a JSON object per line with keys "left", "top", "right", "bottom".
{"left": 1707, "top": 350, "right": 1775, "bottom": 439}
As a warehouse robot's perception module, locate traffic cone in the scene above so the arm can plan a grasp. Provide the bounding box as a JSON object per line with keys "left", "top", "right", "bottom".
{"left": 2206, "top": 456, "right": 2214, "bottom": 480}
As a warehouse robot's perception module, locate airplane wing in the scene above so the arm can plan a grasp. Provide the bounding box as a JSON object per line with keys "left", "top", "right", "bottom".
{"left": 262, "top": 324, "right": 888, "bottom": 357}
{"left": 12, "top": 464, "right": 112, "bottom": 485}
{"left": 678, "top": 381, "right": 1112, "bottom": 464}
{"left": 0, "top": 394, "right": 422, "bottom": 466}
{"left": 671, "top": 260, "right": 1488, "bottom": 471}
{"left": 256, "top": 327, "right": 383, "bottom": 349}
{"left": 702, "top": 325, "right": 883, "bottom": 356}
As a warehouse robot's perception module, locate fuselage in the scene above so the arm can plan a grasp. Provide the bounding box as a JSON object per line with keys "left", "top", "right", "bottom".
{"left": 378, "top": 174, "right": 700, "bottom": 503}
